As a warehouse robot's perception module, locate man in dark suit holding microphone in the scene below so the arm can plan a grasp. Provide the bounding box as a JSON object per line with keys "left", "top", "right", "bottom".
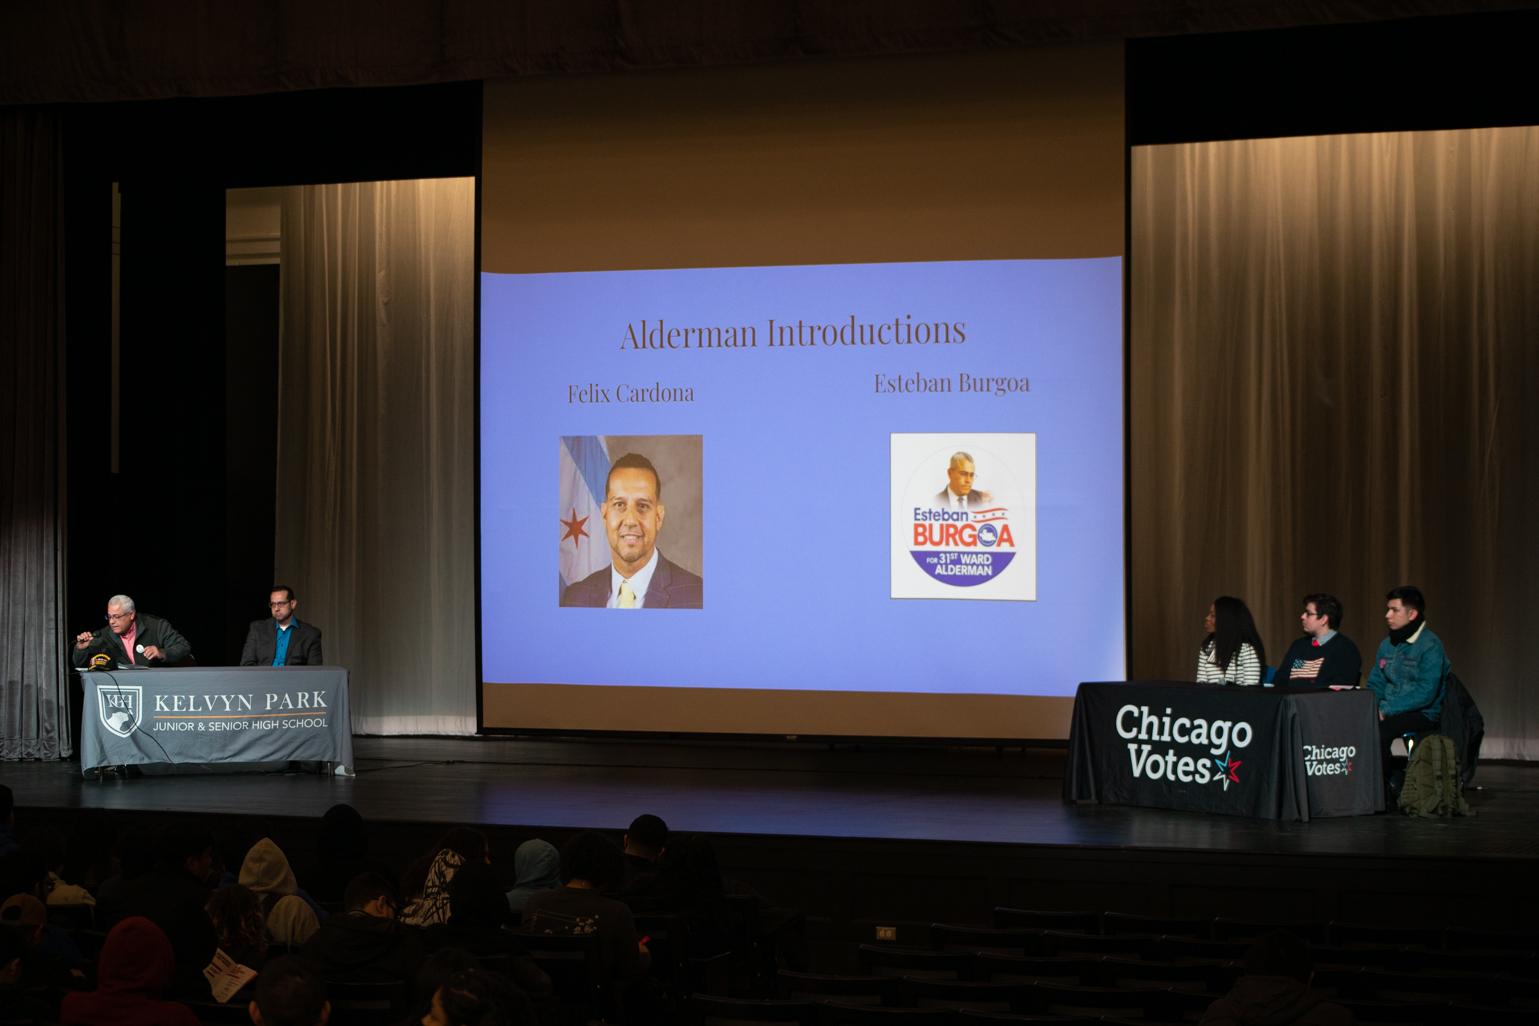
{"left": 240, "top": 585, "right": 324, "bottom": 666}
{"left": 72, "top": 594, "right": 192, "bottom": 668}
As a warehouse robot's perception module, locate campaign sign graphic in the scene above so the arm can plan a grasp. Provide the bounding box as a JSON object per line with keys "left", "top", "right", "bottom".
{"left": 890, "top": 433, "right": 1036, "bottom": 601}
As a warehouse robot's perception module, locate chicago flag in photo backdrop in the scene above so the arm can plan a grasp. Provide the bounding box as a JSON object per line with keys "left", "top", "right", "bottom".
{"left": 559, "top": 436, "right": 613, "bottom": 595}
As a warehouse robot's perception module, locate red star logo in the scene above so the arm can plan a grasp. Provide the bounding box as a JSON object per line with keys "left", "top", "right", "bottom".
{"left": 560, "top": 508, "right": 590, "bottom": 547}
{"left": 1225, "top": 756, "right": 1243, "bottom": 783}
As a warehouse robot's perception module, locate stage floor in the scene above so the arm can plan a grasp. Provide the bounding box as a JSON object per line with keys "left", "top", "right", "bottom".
{"left": 6, "top": 736, "right": 1537, "bottom": 863}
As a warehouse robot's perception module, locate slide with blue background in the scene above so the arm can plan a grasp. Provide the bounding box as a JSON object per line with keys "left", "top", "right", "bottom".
{"left": 481, "top": 258, "right": 1123, "bottom": 698}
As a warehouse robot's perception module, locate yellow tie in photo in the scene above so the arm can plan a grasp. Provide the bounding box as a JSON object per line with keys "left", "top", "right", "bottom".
{"left": 617, "top": 581, "right": 637, "bottom": 608}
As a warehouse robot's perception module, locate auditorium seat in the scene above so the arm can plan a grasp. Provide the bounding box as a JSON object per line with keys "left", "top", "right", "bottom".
{"left": 1100, "top": 912, "right": 1207, "bottom": 938}
{"left": 972, "top": 952, "right": 1098, "bottom": 985}
{"left": 1014, "top": 981, "right": 1180, "bottom": 1020}
{"left": 1352, "top": 968, "right": 1523, "bottom": 1006}
{"left": 1445, "top": 1004, "right": 1539, "bottom": 1025}
{"left": 1332, "top": 996, "right": 1449, "bottom": 1024}
{"left": 1210, "top": 917, "right": 1327, "bottom": 944}
{"left": 1308, "top": 965, "right": 1363, "bottom": 996}
{"left": 777, "top": 970, "right": 901, "bottom": 1006}
{"left": 325, "top": 978, "right": 408, "bottom": 1026}
{"left": 930, "top": 924, "right": 1044, "bottom": 955}
{"left": 1093, "top": 955, "right": 1238, "bottom": 993}
{"left": 1443, "top": 926, "right": 1539, "bottom": 953}
{"left": 182, "top": 1000, "right": 255, "bottom": 1025}
{"left": 900, "top": 977, "right": 1031, "bottom": 1012}
{"left": 1036, "top": 929, "right": 1155, "bottom": 959}
{"left": 690, "top": 949, "right": 736, "bottom": 997}
{"left": 634, "top": 912, "right": 687, "bottom": 987}
{"left": 1329, "top": 921, "right": 1444, "bottom": 949}
{"left": 816, "top": 1002, "right": 961, "bottom": 1024}
{"left": 955, "top": 1013, "right": 1095, "bottom": 1025}
{"left": 857, "top": 944, "right": 974, "bottom": 980}
{"left": 688, "top": 994, "right": 818, "bottom": 1025}
{"left": 1309, "top": 942, "right": 1409, "bottom": 970}
{"left": 991, "top": 908, "right": 1100, "bottom": 934}
{"left": 1155, "top": 934, "right": 1247, "bottom": 961}
{"left": 512, "top": 929, "right": 609, "bottom": 1021}
{"left": 1423, "top": 946, "right": 1538, "bottom": 977}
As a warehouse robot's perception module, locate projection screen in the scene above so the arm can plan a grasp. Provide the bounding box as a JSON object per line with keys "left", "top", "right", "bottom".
{"left": 479, "top": 45, "right": 1125, "bottom": 739}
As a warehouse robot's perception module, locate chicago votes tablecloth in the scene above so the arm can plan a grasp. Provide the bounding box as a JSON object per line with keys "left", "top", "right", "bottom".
{"left": 1065, "top": 680, "right": 1382, "bottom": 821}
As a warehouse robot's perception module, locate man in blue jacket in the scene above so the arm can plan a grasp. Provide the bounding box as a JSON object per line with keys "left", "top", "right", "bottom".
{"left": 1366, "top": 585, "right": 1449, "bottom": 794}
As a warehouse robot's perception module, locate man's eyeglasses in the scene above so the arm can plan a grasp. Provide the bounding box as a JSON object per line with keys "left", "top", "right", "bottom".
{"left": 105, "top": 612, "right": 132, "bottom": 622}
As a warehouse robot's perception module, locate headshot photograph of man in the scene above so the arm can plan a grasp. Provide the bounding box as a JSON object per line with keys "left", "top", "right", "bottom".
{"left": 933, "top": 450, "right": 995, "bottom": 511}
{"left": 561, "top": 452, "right": 703, "bottom": 609}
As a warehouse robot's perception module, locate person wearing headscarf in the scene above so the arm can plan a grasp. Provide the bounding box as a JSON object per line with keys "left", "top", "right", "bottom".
{"left": 59, "top": 916, "right": 200, "bottom": 1026}
{"left": 505, "top": 839, "right": 561, "bottom": 916}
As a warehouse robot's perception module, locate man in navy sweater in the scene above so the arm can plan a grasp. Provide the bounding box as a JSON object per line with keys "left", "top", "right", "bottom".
{"left": 1275, "top": 593, "right": 1362, "bottom": 687}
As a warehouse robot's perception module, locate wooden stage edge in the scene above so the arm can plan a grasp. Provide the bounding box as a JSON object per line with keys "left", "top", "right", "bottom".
{"left": 7, "top": 735, "right": 1538, "bottom": 954}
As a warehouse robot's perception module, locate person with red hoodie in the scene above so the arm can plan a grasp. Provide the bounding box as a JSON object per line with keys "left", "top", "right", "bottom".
{"left": 59, "top": 916, "right": 200, "bottom": 1026}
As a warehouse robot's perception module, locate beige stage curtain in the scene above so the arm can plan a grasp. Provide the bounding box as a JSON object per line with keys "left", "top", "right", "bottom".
{"left": 276, "top": 178, "right": 476, "bottom": 734}
{"left": 1132, "top": 127, "right": 1539, "bottom": 760}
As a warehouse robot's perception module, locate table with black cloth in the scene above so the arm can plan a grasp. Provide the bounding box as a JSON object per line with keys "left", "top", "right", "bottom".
{"left": 78, "top": 666, "right": 354, "bottom": 776}
{"left": 1065, "top": 681, "right": 1382, "bottom": 821}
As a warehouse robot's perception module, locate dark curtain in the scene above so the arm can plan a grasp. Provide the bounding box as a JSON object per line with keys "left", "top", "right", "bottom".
{"left": 0, "top": 108, "right": 70, "bottom": 759}
{"left": 1131, "top": 127, "right": 1539, "bottom": 759}
{"left": 1, "top": 0, "right": 1527, "bottom": 105}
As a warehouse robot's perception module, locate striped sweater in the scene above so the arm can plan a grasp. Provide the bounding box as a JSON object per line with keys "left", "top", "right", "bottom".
{"left": 1196, "top": 640, "right": 1261, "bottom": 686}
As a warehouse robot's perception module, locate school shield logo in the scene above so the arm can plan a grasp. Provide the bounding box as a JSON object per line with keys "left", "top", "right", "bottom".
{"left": 97, "top": 684, "right": 143, "bottom": 739}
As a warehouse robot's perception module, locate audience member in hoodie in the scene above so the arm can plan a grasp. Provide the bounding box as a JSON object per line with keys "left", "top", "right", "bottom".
{"left": 250, "top": 955, "right": 330, "bottom": 1026}
{"left": 240, "top": 837, "right": 323, "bottom": 946}
{"left": 504, "top": 839, "right": 560, "bottom": 918}
{"left": 1200, "top": 931, "right": 1354, "bottom": 1026}
{"left": 59, "top": 916, "right": 200, "bottom": 1026}
{"left": 402, "top": 827, "right": 489, "bottom": 928}
{"left": 300, "top": 870, "right": 423, "bottom": 982}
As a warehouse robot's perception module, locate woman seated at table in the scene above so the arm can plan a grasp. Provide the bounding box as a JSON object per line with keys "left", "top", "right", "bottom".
{"left": 1196, "top": 596, "right": 1267, "bottom": 686}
